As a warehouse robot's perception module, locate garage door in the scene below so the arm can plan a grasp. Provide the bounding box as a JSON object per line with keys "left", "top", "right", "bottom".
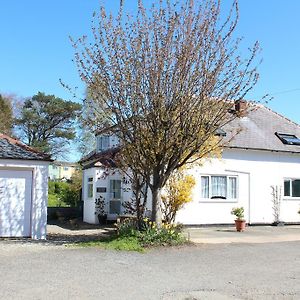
{"left": 0, "top": 170, "right": 32, "bottom": 237}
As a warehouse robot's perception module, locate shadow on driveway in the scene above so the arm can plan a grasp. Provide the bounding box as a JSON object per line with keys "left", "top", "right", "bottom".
{"left": 0, "top": 222, "right": 115, "bottom": 246}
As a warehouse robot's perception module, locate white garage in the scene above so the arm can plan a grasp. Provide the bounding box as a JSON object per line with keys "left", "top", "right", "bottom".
{"left": 0, "top": 134, "right": 51, "bottom": 239}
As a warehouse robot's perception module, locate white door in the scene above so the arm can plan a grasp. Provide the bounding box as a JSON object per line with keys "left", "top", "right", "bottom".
{"left": 0, "top": 170, "right": 32, "bottom": 237}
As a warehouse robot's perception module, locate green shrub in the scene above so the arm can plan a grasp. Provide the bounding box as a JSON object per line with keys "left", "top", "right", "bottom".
{"left": 115, "top": 218, "right": 139, "bottom": 237}
{"left": 138, "top": 219, "right": 185, "bottom": 246}
{"left": 116, "top": 218, "right": 186, "bottom": 247}
{"left": 48, "top": 181, "right": 80, "bottom": 207}
{"left": 231, "top": 207, "right": 245, "bottom": 220}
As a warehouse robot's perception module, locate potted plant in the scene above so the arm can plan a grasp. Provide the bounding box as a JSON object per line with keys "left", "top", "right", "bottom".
{"left": 231, "top": 207, "right": 246, "bottom": 232}
{"left": 95, "top": 196, "right": 107, "bottom": 225}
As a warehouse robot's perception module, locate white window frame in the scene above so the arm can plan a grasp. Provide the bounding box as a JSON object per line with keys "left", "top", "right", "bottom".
{"left": 200, "top": 174, "right": 238, "bottom": 203}
{"left": 87, "top": 177, "right": 94, "bottom": 198}
{"left": 97, "top": 136, "right": 110, "bottom": 152}
{"left": 283, "top": 178, "right": 300, "bottom": 200}
{"left": 110, "top": 179, "right": 122, "bottom": 200}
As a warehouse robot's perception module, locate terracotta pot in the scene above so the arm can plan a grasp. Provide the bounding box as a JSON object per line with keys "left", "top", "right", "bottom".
{"left": 235, "top": 219, "right": 246, "bottom": 232}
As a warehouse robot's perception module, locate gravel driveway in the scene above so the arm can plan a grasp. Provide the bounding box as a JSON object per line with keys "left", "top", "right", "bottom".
{"left": 0, "top": 240, "right": 299, "bottom": 300}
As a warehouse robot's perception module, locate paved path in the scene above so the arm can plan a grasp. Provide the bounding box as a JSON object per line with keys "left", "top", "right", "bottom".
{"left": 185, "top": 225, "right": 300, "bottom": 244}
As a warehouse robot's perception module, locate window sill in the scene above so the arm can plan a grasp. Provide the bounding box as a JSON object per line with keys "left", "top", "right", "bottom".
{"left": 199, "top": 199, "right": 238, "bottom": 203}
{"left": 283, "top": 197, "right": 300, "bottom": 201}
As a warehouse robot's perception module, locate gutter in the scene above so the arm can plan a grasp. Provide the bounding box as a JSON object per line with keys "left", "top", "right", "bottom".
{"left": 225, "top": 146, "right": 300, "bottom": 155}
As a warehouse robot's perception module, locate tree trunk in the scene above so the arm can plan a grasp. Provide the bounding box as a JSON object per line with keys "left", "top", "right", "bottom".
{"left": 151, "top": 186, "right": 162, "bottom": 224}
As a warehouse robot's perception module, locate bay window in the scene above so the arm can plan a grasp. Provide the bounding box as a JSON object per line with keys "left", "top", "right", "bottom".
{"left": 110, "top": 179, "right": 121, "bottom": 199}
{"left": 87, "top": 177, "right": 93, "bottom": 198}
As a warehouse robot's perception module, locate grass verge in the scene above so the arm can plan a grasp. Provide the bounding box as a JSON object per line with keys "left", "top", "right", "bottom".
{"left": 72, "top": 235, "right": 144, "bottom": 252}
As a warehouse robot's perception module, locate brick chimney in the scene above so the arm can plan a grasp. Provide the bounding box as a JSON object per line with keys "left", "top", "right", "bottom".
{"left": 234, "top": 100, "right": 247, "bottom": 117}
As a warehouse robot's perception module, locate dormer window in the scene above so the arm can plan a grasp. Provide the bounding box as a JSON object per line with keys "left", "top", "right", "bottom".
{"left": 97, "top": 136, "right": 110, "bottom": 151}
{"left": 275, "top": 132, "right": 300, "bottom": 146}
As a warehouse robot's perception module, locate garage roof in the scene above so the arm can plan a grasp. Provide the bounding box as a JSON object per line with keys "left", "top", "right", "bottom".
{"left": 0, "top": 134, "right": 52, "bottom": 161}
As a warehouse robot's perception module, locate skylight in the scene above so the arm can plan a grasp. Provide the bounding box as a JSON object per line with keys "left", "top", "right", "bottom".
{"left": 275, "top": 132, "right": 300, "bottom": 146}
{"left": 215, "top": 128, "right": 226, "bottom": 137}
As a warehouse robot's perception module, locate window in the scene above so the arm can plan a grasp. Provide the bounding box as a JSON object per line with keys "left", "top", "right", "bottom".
{"left": 201, "top": 175, "right": 237, "bottom": 200}
{"left": 110, "top": 180, "right": 121, "bottom": 199}
{"left": 275, "top": 132, "right": 300, "bottom": 146}
{"left": 211, "top": 176, "right": 227, "bottom": 198}
{"left": 215, "top": 128, "right": 226, "bottom": 137}
{"left": 87, "top": 177, "right": 93, "bottom": 198}
{"left": 64, "top": 167, "right": 69, "bottom": 171}
{"left": 109, "top": 200, "right": 121, "bottom": 214}
{"left": 97, "top": 136, "right": 110, "bottom": 151}
{"left": 284, "top": 179, "right": 300, "bottom": 197}
{"left": 52, "top": 165, "right": 57, "bottom": 169}
{"left": 97, "top": 187, "right": 107, "bottom": 193}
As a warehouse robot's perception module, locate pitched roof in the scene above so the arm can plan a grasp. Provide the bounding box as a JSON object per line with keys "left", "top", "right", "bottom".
{"left": 80, "top": 103, "right": 300, "bottom": 169}
{"left": 223, "top": 104, "right": 300, "bottom": 153}
{"left": 51, "top": 161, "right": 79, "bottom": 167}
{"left": 79, "top": 147, "right": 119, "bottom": 169}
{"left": 0, "top": 133, "right": 52, "bottom": 161}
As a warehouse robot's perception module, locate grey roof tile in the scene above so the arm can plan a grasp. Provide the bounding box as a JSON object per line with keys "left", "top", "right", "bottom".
{"left": 0, "top": 134, "right": 52, "bottom": 161}
{"left": 223, "top": 104, "right": 300, "bottom": 153}
{"left": 80, "top": 103, "right": 300, "bottom": 168}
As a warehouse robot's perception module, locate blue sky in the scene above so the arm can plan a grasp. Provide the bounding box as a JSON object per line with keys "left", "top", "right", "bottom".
{"left": 1, "top": 0, "right": 300, "bottom": 160}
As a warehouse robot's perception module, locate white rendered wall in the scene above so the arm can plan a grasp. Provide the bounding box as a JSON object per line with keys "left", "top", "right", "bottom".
{"left": 82, "top": 168, "right": 97, "bottom": 224}
{"left": 83, "top": 167, "right": 152, "bottom": 224}
{"left": 0, "top": 159, "right": 49, "bottom": 239}
{"left": 176, "top": 149, "right": 300, "bottom": 225}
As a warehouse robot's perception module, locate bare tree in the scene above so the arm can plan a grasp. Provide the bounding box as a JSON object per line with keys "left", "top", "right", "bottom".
{"left": 271, "top": 185, "right": 282, "bottom": 225}
{"left": 72, "top": 0, "right": 260, "bottom": 223}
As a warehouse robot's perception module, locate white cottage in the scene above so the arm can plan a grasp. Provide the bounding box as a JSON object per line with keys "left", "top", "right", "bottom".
{"left": 0, "top": 134, "right": 51, "bottom": 239}
{"left": 80, "top": 101, "right": 300, "bottom": 225}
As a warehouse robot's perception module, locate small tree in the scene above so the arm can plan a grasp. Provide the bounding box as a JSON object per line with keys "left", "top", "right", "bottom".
{"left": 162, "top": 170, "right": 195, "bottom": 223}
{"left": 271, "top": 185, "right": 282, "bottom": 224}
{"left": 0, "top": 94, "right": 13, "bottom": 135}
{"left": 72, "top": 0, "right": 260, "bottom": 223}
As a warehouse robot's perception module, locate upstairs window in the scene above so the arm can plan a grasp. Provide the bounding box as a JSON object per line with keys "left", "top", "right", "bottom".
{"left": 284, "top": 178, "right": 300, "bottom": 197}
{"left": 97, "top": 136, "right": 110, "bottom": 151}
{"left": 201, "top": 175, "right": 237, "bottom": 200}
{"left": 275, "top": 132, "right": 300, "bottom": 146}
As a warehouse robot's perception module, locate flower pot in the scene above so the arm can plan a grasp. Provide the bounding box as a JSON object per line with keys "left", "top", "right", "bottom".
{"left": 98, "top": 214, "right": 107, "bottom": 225}
{"left": 235, "top": 219, "right": 246, "bottom": 232}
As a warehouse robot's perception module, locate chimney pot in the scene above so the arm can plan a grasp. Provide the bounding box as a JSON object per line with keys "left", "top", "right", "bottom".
{"left": 235, "top": 100, "right": 247, "bottom": 116}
